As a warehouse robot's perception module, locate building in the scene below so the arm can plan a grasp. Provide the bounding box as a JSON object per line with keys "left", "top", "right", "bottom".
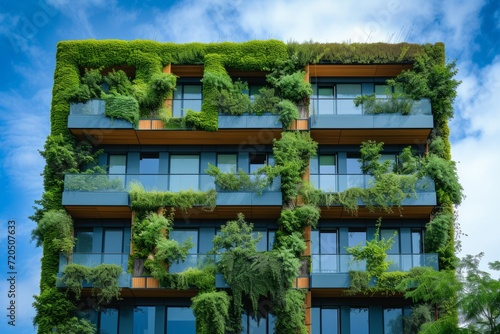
{"left": 34, "top": 40, "right": 459, "bottom": 333}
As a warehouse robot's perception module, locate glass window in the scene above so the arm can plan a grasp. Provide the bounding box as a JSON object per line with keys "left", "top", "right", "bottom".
{"left": 249, "top": 85, "right": 264, "bottom": 102}
{"left": 319, "top": 155, "right": 336, "bottom": 174}
{"left": 99, "top": 308, "right": 119, "bottom": 334}
{"left": 350, "top": 307, "right": 369, "bottom": 334}
{"left": 169, "top": 230, "right": 198, "bottom": 273}
{"left": 173, "top": 84, "right": 202, "bottom": 117}
{"left": 103, "top": 229, "right": 123, "bottom": 253}
{"left": 381, "top": 229, "right": 399, "bottom": 254}
{"left": 250, "top": 154, "right": 267, "bottom": 173}
{"left": 411, "top": 230, "right": 422, "bottom": 253}
{"left": 337, "top": 84, "right": 361, "bottom": 115}
{"left": 74, "top": 229, "right": 93, "bottom": 253}
{"left": 346, "top": 152, "right": 365, "bottom": 189}
{"left": 322, "top": 308, "right": 339, "bottom": 333}
{"left": 140, "top": 153, "right": 159, "bottom": 174}
{"left": 317, "top": 155, "right": 336, "bottom": 192}
{"left": 375, "top": 84, "right": 392, "bottom": 97}
{"left": 109, "top": 155, "right": 126, "bottom": 174}
{"left": 218, "top": 154, "right": 237, "bottom": 173}
{"left": 166, "top": 307, "right": 195, "bottom": 333}
{"left": 241, "top": 311, "right": 275, "bottom": 334}
{"left": 169, "top": 155, "right": 200, "bottom": 191}
{"left": 312, "top": 231, "right": 338, "bottom": 273}
{"left": 384, "top": 308, "right": 403, "bottom": 334}
{"left": 317, "top": 86, "right": 335, "bottom": 115}
{"left": 348, "top": 230, "right": 366, "bottom": 247}
{"left": 133, "top": 306, "right": 155, "bottom": 334}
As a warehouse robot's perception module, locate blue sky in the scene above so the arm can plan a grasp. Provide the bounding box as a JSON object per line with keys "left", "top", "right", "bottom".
{"left": 0, "top": 0, "right": 499, "bottom": 333}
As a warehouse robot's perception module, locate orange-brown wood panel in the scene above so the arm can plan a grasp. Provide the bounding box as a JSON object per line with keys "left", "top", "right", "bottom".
{"left": 308, "top": 64, "right": 413, "bottom": 77}
{"left": 171, "top": 65, "right": 204, "bottom": 77}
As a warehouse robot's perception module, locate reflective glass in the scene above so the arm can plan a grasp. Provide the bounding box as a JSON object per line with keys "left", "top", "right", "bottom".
{"left": 99, "top": 308, "right": 118, "bottom": 334}
{"left": 74, "top": 230, "right": 93, "bottom": 253}
{"left": 166, "top": 307, "right": 195, "bottom": 333}
{"left": 350, "top": 308, "right": 369, "bottom": 333}
{"left": 322, "top": 308, "right": 339, "bottom": 333}
{"left": 218, "top": 154, "right": 237, "bottom": 173}
{"left": 337, "top": 84, "right": 361, "bottom": 115}
{"left": 348, "top": 230, "right": 366, "bottom": 247}
{"left": 133, "top": 306, "right": 155, "bottom": 334}
{"left": 103, "top": 229, "right": 123, "bottom": 253}
{"left": 170, "top": 155, "right": 199, "bottom": 174}
{"left": 384, "top": 308, "right": 403, "bottom": 334}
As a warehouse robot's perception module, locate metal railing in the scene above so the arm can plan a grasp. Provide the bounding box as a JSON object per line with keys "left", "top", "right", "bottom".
{"left": 311, "top": 253, "right": 438, "bottom": 274}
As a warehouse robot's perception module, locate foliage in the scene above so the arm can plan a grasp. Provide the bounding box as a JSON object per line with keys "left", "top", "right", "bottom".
{"left": 53, "top": 317, "right": 95, "bottom": 334}
{"left": 191, "top": 291, "right": 230, "bottom": 334}
{"left": 104, "top": 95, "right": 140, "bottom": 126}
{"left": 273, "top": 289, "right": 308, "bottom": 334}
{"left": 60, "top": 264, "right": 90, "bottom": 298}
{"left": 353, "top": 93, "right": 414, "bottom": 115}
{"left": 63, "top": 168, "right": 125, "bottom": 192}
{"left": 347, "top": 219, "right": 396, "bottom": 278}
{"left": 425, "top": 212, "right": 454, "bottom": 253}
{"left": 423, "top": 154, "right": 463, "bottom": 205}
{"left": 103, "top": 69, "right": 132, "bottom": 96}
{"left": 272, "top": 131, "right": 318, "bottom": 203}
{"left": 271, "top": 70, "right": 312, "bottom": 103}
{"left": 89, "top": 264, "right": 122, "bottom": 304}
{"left": 250, "top": 87, "right": 280, "bottom": 115}
{"left": 404, "top": 304, "right": 433, "bottom": 334}
{"left": 215, "top": 79, "right": 251, "bottom": 116}
{"left": 171, "top": 266, "right": 216, "bottom": 292}
{"left": 132, "top": 212, "right": 193, "bottom": 280}
{"left": 205, "top": 164, "right": 277, "bottom": 194}
{"left": 60, "top": 263, "right": 122, "bottom": 304}
{"left": 277, "top": 99, "right": 299, "bottom": 128}
{"left": 458, "top": 253, "right": 500, "bottom": 333}
{"left": 213, "top": 215, "right": 300, "bottom": 331}
{"left": 32, "top": 287, "right": 78, "bottom": 333}
{"left": 66, "top": 68, "right": 103, "bottom": 102}
{"left": 31, "top": 209, "right": 74, "bottom": 255}
{"left": 273, "top": 231, "right": 306, "bottom": 256}
{"left": 129, "top": 182, "right": 217, "bottom": 212}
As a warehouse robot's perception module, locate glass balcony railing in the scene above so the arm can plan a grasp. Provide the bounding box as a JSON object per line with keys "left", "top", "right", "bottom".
{"left": 309, "top": 97, "right": 431, "bottom": 116}
{"left": 168, "top": 254, "right": 217, "bottom": 273}
{"left": 59, "top": 253, "right": 129, "bottom": 273}
{"left": 70, "top": 100, "right": 105, "bottom": 115}
{"left": 311, "top": 253, "right": 438, "bottom": 274}
{"left": 309, "top": 174, "right": 435, "bottom": 193}
{"left": 63, "top": 174, "right": 216, "bottom": 192}
{"left": 64, "top": 174, "right": 281, "bottom": 193}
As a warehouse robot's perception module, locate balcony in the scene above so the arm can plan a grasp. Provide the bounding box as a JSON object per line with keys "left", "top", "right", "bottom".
{"left": 169, "top": 254, "right": 216, "bottom": 273}
{"left": 62, "top": 174, "right": 282, "bottom": 219}
{"left": 309, "top": 175, "right": 436, "bottom": 218}
{"left": 309, "top": 97, "right": 433, "bottom": 144}
{"left": 68, "top": 100, "right": 281, "bottom": 145}
{"left": 310, "top": 253, "right": 438, "bottom": 288}
{"left": 57, "top": 253, "right": 131, "bottom": 288}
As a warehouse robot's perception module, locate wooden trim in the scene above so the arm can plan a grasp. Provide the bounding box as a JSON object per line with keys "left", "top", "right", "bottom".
{"left": 171, "top": 65, "right": 204, "bottom": 77}
{"left": 289, "top": 119, "right": 309, "bottom": 130}
{"left": 308, "top": 64, "right": 413, "bottom": 77}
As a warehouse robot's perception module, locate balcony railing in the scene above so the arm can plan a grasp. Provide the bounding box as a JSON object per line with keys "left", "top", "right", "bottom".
{"left": 59, "top": 253, "right": 129, "bottom": 273}
{"left": 169, "top": 254, "right": 216, "bottom": 273}
{"left": 309, "top": 97, "right": 431, "bottom": 117}
{"left": 309, "top": 174, "right": 435, "bottom": 193}
{"left": 311, "top": 253, "right": 438, "bottom": 274}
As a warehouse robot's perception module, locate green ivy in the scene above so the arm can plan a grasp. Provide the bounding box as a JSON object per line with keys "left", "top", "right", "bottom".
{"left": 191, "top": 291, "right": 230, "bottom": 334}
{"left": 104, "top": 95, "right": 140, "bottom": 126}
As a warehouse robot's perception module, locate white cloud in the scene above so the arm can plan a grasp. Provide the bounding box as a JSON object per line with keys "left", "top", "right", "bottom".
{"left": 452, "top": 57, "right": 500, "bottom": 269}
{"left": 0, "top": 88, "right": 49, "bottom": 195}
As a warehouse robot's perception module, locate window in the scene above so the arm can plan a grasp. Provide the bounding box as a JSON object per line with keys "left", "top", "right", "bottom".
{"left": 348, "top": 230, "right": 366, "bottom": 247}
{"left": 169, "top": 155, "right": 200, "bottom": 191}
{"left": 133, "top": 306, "right": 155, "bottom": 334}
{"left": 217, "top": 154, "right": 237, "bottom": 173}
{"left": 168, "top": 230, "right": 198, "bottom": 273}
{"left": 350, "top": 307, "right": 369, "bottom": 334}
{"left": 166, "top": 307, "right": 195, "bottom": 333}
{"left": 109, "top": 154, "right": 126, "bottom": 187}
{"left": 74, "top": 228, "right": 93, "bottom": 253}
{"left": 312, "top": 307, "right": 339, "bottom": 334}
{"left": 312, "top": 230, "right": 338, "bottom": 273}
{"left": 241, "top": 310, "right": 275, "bottom": 334}
{"left": 315, "top": 86, "right": 335, "bottom": 115}
{"left": 139, "top": 153, "right": 160, "bottom": 190}
{"left": 346, "top": 152, "right": 365, "bottom": 189}
{"left": 380, "top": 229, "right": 399, "bottom": 254}
{"left": 411, "top": 230, "right": 422, "bottom": 253}
{"left": 384, "top": 308, "right": 403, "bottom": 334}
{"left": 311, "top": 155, "right": 337, "bottom": 192}
{"left": 249, "top": 153, "right": 267, "bottom": 173}
{"left": 172, "top": 84, "right": 202, "bottom": 117}
{"left": 375, "top": 84, "right": 392, "bottom": 97}
{"left": 337, "top": 84, "right": 362, "bottom": 115}
{"left": 253, "top": 230, "right": 276, "bottom": 252}
{"left": 99, "top": 308, "right": 119, "bottom": 334}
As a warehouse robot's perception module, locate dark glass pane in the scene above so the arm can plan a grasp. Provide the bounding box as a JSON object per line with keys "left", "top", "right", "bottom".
{"left": 322, "top": 308, "right": 339, "bottom": 333}
{"left": 167, "top": 307, "right": 195, "bottom": 333}
{"left": 75, "top": 230, "right": 93, "bottom": 253}
{"left": 103, "top": 229, "right": 123, "bottom": 253}
{"left": 218, "top": 154, "right": 237, "bottom": 173}
{"left": 99, "top": 308, "right": 118, "bottom": 334}
{"left": 348, "top": 231, "right": 366, "bottom": 247}
{"left": 133, "top": 306, "right": 155, "bottom": 334}
{"left": 250, "top": 154, "right": 267, "bottom": 173}
{"left": 350, "top": 308, "right": 369, "bottom": 333}
{"left": 140, "top": 153, "right": 159, "bottom": 174}
{"left": 384, "top": 308, "right": 403, "bottom": 334}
